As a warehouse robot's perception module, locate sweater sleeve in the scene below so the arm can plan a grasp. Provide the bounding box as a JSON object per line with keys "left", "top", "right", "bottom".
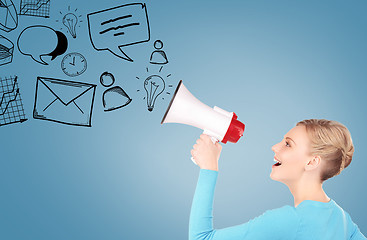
{"left": 189, "top": 169, "right": 300, "bottom": 240}
{"left": 351, "top": 230, "right": 367, "bottom": 240}
{"left": 346, "top": 212, "right": 367, "bottom": 240}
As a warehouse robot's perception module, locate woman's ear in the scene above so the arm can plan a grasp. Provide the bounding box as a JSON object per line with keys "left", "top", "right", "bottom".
{"left": 305, "top": 156, "right": 321, "bottom": 171}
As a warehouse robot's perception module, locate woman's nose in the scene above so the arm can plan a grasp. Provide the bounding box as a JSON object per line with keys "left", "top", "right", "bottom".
{"left": 271, "top": 142, "right": 280, "bottom": 152}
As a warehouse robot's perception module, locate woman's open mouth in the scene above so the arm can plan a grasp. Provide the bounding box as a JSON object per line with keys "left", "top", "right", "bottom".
{"left": 273, "top": 157, "right": 282, "bottom": 167}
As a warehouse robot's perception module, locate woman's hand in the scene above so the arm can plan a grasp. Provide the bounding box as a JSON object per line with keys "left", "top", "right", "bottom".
{"left": 191, "top": 134, "right": 222, "bottom": 171}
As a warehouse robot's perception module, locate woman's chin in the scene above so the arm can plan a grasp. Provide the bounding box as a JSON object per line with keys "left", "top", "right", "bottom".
{"left": 270, "top": 173, "right": 276, "bottom": 181}
{"left": 270, "top": 171, "right": 281, "bottom": 182}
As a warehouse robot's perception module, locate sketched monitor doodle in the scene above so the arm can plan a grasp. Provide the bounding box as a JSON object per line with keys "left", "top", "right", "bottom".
{"left": 33, "top": 77, "right": 96, "bottom": 127}
{"left": 20, "top": 0, "right": 51, "bottom": 18}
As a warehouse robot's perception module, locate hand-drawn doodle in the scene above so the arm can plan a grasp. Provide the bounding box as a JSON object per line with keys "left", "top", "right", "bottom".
{"left": 17, "top": 25, "right": 68, "bottom": 65}
{"left": 19, "top": 0, "right": 50, "bottom": 18}
{"left": 150, "top": 40, "right": 168, "bottom": 65}
{"left": 0, "top": 35, "right": 13, "bottom": 66}
{"left": 33, "top": 77, "right": 96, "bottom": 127}
{"left": 63, "top": 13, "right": 78, "bottom": 38}
{"left": 136, "top": 66, "right": 173, "bottom": 112}
{"left": 0, "top": 76, "right": 27, "bottom": 126}
{"left": 61, "top": 52, "right": 87, "bottom": 77}
{"left": 87, "top": 3, "right": 150, "bottom": 62}
{"left": 144, "top": 75, "right": 165, "bottom": 112}
{"left": 56, "top": 6, "right": 82, "bottom": 39}
{"left": 100, "top": 71, "right": 132, "bottom": 112}
{"left": 0, "top": 0, "right": 18, "bottom": 32}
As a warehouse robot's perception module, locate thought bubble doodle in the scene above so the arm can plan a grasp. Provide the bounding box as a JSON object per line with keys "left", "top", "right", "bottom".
{"left": 87, "top": 3, "right": 150, "bottom": 62}
{"left": 17, "top": 25, "right": 68, "bottom": 65}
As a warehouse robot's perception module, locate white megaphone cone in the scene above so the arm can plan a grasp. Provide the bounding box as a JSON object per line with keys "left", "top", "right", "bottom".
{"left": 161, "top": 80, "right": 245, "bottom": 164}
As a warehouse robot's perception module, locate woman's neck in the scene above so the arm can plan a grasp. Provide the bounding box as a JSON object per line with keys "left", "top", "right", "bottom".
{"left": 287, "top": 177, "right": 330, "bottom": 207}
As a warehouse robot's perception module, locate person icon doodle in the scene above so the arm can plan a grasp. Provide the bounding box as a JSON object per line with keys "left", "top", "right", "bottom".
{"left": 149, "top": 40, "right": 168, "bottom": 65}
{"left": 100, "top": 72, "right": 132, "bottom": 112}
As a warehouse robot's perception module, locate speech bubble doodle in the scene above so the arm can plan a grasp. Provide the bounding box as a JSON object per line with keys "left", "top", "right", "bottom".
{"left": 17, "top": 25, "right": 68, "bottom": 65}
{"left": 87, "top": 3, "right": 150, "bottom": 62}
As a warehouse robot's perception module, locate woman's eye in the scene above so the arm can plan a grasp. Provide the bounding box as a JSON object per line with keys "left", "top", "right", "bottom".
{"left": 285, "top": 141, "right": 290, "bottom": 147}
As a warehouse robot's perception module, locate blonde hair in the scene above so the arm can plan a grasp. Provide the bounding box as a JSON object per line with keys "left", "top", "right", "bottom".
{"left": 296, "top": 119, "right": 354, "bottom": 181}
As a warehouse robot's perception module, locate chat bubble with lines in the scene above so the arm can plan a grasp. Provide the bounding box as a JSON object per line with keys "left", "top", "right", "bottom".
{"left": 87, "top": 3, "right": 150, "bottom": 62}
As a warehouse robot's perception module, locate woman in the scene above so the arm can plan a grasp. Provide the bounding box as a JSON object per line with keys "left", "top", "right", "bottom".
{"left": 189, "top": 119, "right": 366, "bottom": 240}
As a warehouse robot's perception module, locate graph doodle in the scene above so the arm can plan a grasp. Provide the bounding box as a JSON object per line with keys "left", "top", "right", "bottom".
{"left": 0, "top": 76, "right": 27, "bottom": 126}
{"left": 19, "top": 0, "right": 50, "bottom": 18}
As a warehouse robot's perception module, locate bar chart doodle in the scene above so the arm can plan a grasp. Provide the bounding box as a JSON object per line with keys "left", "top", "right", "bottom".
{"left": 0, "top": 76, "right": 27, "bottom": 127}
{"left": 20, "top": 0, "right": 51, "bottom": 18}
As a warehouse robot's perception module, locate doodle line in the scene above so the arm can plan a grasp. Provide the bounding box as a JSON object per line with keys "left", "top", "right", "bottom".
{"left": 0, "top": 45, "right": 12, "bottom": 58}
{"left": 0, "top": 76, "right": 17, "bottom": 107}
{"left": 99, "top": 23, "right": 140, "bottom": 35}
{"left": 101, "top": 15, "right": 132, "bottom": 25}
{"left": 0, "top": 89, "right": 19, "bottom": 115}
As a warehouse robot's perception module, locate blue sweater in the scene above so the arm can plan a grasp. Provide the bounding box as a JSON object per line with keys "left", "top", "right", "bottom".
{"left": 189, "top": 169, "right": 366, "bottom": 240}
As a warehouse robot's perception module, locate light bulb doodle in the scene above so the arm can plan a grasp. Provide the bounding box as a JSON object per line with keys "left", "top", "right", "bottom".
{"left": 136, "top": 66, "right": 174, "bottom": 112}
{"left": 56, "top": 6, "right": 82, "bottom": 39}
{"left": 144, "top": 75, "right": 165, "bottom": 112}
{"left": 63, "top": 13, "right": 78, "bottom": 38}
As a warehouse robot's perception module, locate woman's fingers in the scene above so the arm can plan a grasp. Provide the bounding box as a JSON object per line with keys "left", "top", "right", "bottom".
{"left": 200, "top": 134, "right": 211, "bottom": 142}
{"left": 191, "top": 149, "right": 196, "bottom": 157}
{"left": 215, "top": 142, "right": 222, "bottom": 151}
{"left": 190, "top": 134, "right": 221, "bottom": 171}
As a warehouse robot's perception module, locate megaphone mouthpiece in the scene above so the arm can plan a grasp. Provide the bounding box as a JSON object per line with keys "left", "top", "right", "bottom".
{"left": 221, "top": 113, "right": 245, "bottom": 143}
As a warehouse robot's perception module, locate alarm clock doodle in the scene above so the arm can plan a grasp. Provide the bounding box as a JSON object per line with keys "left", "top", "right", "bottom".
{"left": 61, "top": 52, "right": 87, "bottom": 77}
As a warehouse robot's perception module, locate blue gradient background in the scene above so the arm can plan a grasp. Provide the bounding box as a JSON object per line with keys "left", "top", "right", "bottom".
{"left": 1, "top": 0, "right": 367, "bottom": 239}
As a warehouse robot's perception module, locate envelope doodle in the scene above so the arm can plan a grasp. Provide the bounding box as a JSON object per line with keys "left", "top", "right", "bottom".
{"left": 33, "top": 77, "right": 96, "bottom": 127}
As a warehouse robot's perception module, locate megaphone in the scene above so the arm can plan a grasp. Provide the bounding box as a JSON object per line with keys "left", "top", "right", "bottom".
{"left": 161, "top": 80, "right": 245, "bottom": 145}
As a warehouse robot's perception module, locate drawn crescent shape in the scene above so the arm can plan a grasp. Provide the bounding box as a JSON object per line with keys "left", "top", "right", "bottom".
{"left": 47, "top": 31, "right": 68, "bottom": 60}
